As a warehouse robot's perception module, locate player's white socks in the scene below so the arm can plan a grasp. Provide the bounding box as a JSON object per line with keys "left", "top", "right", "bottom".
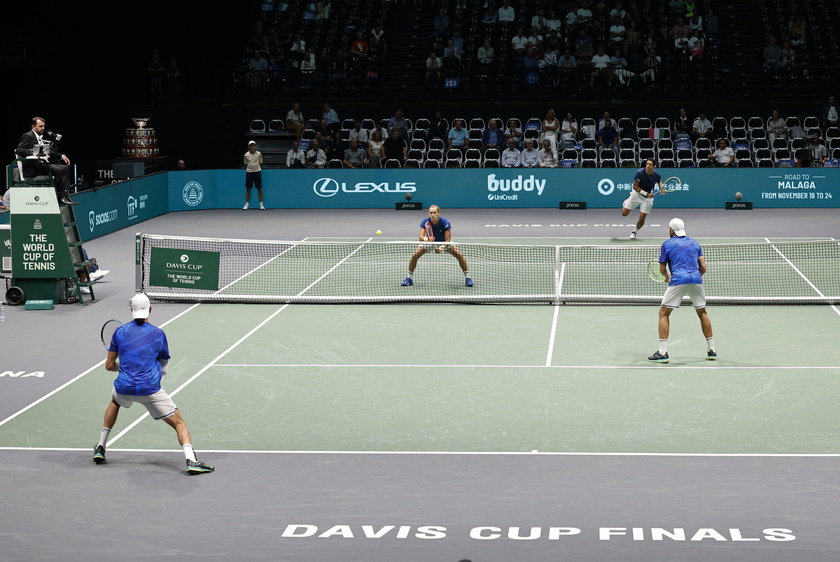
{"left": 183, "top": 444, "right": 197, "bottom": 462}
{"left": 98, "top": 427, "right": 111, "bottom": 448}
{"left": 706, "top": 337, "right": 715, "bottom": 352}
{"left": 406, "top": 271, "right": 413, "bottom": 279}
{"left": 463, "top": 270, "right": 471, "bottom": 278}
{"left": 658, "top": 339, "right": 668, "bottom": 354}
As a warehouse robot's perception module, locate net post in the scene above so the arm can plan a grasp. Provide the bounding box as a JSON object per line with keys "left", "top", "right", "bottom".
{"left": 135, "top": 233, "right": 143, "bottom": 293}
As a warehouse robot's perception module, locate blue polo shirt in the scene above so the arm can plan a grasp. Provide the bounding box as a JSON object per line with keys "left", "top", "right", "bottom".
{"left": 109, "top": 321, "right": 170, "bottom": 396}
{"left": 420, "top": 217, "right": 452, "bottom": 241}
{"left": 634, "top": 168, "right": 662, "bottom": 194}
{"left": 659, "top": 236, "right": 703, "bottom": 286}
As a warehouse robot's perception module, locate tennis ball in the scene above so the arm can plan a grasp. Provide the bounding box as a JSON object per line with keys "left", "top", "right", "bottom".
{"left": 376, "top": 230, "right": 382, "bottom": 235}
{"left": 735, "top": 191, "right": 743, "bottom": 200}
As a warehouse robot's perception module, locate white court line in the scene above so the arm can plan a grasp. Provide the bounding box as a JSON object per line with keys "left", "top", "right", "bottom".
{"left": 107, "top": 239, "right": 373, "bottom": 447}
{"left": 2, "top": 446, "right": 840, "bottom": 458}
{"left": 545, "top": 305, "right": 561, "bottom": 368}
{"left": 765, "top": 237, "right": 840, "bottom": 317}
{"left": 212, "top": 363, "right": 840, "bottom": 370}
{"left": 0, "top": 302, "right": 203, "bottom": 430}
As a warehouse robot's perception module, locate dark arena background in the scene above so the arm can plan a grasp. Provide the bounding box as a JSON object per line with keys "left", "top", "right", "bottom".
{"left": 2, "top": 2, "right": 840, "bottom": 562}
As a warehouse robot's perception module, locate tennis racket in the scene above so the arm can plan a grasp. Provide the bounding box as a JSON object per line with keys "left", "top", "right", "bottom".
{"left": 647, "top": 259, "right": 667, "bottom": 283}
{"left": 100, "top": 319, "right": 122, "bottom": 350}
{"left": 654, "top": 175, "right": 682, "bottom": 196}
{"left": 424, "top": 222, "right": 435, "bottom": 242}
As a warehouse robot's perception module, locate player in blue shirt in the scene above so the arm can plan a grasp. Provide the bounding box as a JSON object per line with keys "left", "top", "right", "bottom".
{"left": 621, "top": 158, "right": 662, "bottom": 240}
{"left": 93, "top": 293, "right": 214, "bottom": 474}
{"left": 401, "top": 204, "right": 473, "bottom": 287}
{"left": 648, "top": 218, "right": 717, "bottom": 363}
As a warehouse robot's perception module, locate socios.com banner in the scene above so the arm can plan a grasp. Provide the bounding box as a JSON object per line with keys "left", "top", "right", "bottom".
{"left": 72, "top": 174, "right": 169, "bottom": 240}
{"left": 167, "top": 168, "right": 839, "bottom": 210}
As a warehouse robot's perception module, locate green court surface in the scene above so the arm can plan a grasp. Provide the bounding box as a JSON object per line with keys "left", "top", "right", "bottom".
{"left": 2, "top": 236, "right": 838, "bottom": 457}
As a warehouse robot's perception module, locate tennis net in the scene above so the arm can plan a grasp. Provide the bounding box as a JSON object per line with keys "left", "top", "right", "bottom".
{"left": 136, "top": 233, "right": 840, "bottom": 305}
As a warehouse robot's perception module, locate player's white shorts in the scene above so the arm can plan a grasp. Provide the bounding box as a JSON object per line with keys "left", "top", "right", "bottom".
{"left": 661, "top": 283, "right": 707, "bottom": 309}
{"left": 112, "top": 388, "right": 177, "bottom": 420}
{"left": 623, "top": 190, "right": 654, "bottom": 214}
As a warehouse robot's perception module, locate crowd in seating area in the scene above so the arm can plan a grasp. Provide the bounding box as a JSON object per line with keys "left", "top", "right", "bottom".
{"left": 264, "top": 97, "right": 840, "bottom": 169}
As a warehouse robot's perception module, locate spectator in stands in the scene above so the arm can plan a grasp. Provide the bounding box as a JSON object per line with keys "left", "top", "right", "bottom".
{"left": 640, "top": 46, "right": 661, "bottom": 85}
{"left": 789, "top": 18, "right": 807, "bottom": 49}
{"left": 429, "top": 8, "right": 451, "bottom": 41}
{"left": 285, "top": 102, "right": 305, "bottom": 139}
{"left": 482, "top": 119, "right": 504, "bottom": 153}
{"left": 610, "top": 48, "right": 633, "bottom": 85}
{"left": 247, "top": 50, "right": 269, "bottom": 91}
{"left": 425, "top": 51, "right": 443, "bottom": 85}
{"left": 780, "top": 40, "right": 796, "bottom": 67}
{"left": 705, "top": 8, "right": 719, "bottom": 43}
{"left": 590, "top": 45, "right": 612, "bottom": 86}
{"left": 382, "top": 129, "right": 407, "bottom": 166}
{"left": 597, "top": 119, "right": 619, "bottom": 154}
{"left": 348, "top": 121, "right": 369, "bottom": 149}
{"left": 442, "top": 50, "right": 462, "bottom": 83}
{"left": 290, "top": 33, "right": 306, "bottom": 67}
{"left": 546, "top": 10, "right": 563, "bottom": 34}
{"left": 673, "top": 30, "right": 691, "bottom": 61}
{"left": 531, "top": 7, "right": 547, "bottom": 32}
{"left": 447, "top": 119, "right": 468, "bottom": 152}
{"left": 343, "top": 139, "right": 367, "bottom": 169}
{"left": 367, "top": 130, "right": 384, "bottom": 167}
{"left": 481, "top": 5, "right": 498, "bottom": 26}
{"left": 444, "top": 38, "right": 464, "bottom": 62}
{"left": 807, "top": 132, "right": 828, "bottom": 167}
{"left": 501, "top": 138, "right": 522, "bottom": 167}
{"left": 371, "top": 25, "right": 385, "bottom": 50}
{"left": 498, "top": 0, "right": 515, "bottom": 25}
{"left": 575, "top": 36, "right": 595, "bottom": 75}
{"left": 286, "top": 140, "right": 305, "bottom": 168}
{"left": 526, "top": 27, "right": 544, "bottom": 51}
{"left": 541, "top": 109, "right": 560, "bottom": 150}
{"left": 322, "top": 103, "right": 340, "bottom": 134}
{"left": 504, "top": 119, "right": 523, "bottom": 149}
{"left": 388, "top": 109, "right": 409, "bottom": 140}
{"left": 691, "top": 112, "right": 713, "bottom": 141}
{"left": 350, "top": 32, "right": 368, "bottom": 65}
{"left": 767, "top": 110, "right": 787, "bottom": 143}
{"left": 429, "top": 111, "right": 449, "bottom": 140}
{"left": 822, "top": 96, "right": 839, "bottom": 128}
{"left": 763, "top": 36, "right": 782, "bottom": 68}
{"left": 689, "top": 10, "right": 703, "bottom": 32}
{"left": 560, "top": 113, "right": 579, "bottom": 149}
{"left": 147, "top": 49, "right": 165, "bottom": 103}
{"left": 538, "top": 139, "right": 558, "bottom": 168}
{"left": 669, "top": 17, "right": 690, "bottom": 41}
{"left": 314, "top": 131, "right": 332, "bottom": 159}
{"left": 626, "top": 21, "right": 641, "bottom": 53}
{"left": 609, "top": 16, "right": 627, "bottom": 52}
{"left": 477, "top": 37, "right": 496, "bottom": 68}
{"left": 688, "top": 29, "right": 704, "bottom": 61}
{"left": 521, "top": 139, "right": 540, "bottom": 168}
{"left": 306, "top": 139, "right": 327, "bottom": 168}
{"left": 674, "top": 108, "right": 691, "bottom": 139}
{"left": 555, "top": 48, "right": 577, "bottom": 87}
{"left": 512, "top": 27, "right": 529, "bottom": 56}
{"left": 708, "top": 138, "right": 735, "bottom": 167}
{"left": 577, "top": 1, "right": 595, "bottom": 33}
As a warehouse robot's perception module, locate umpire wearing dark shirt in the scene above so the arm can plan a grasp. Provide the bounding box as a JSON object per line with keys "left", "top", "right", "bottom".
{"left": 15, "top": 116, "right": 77, "bottom": 205}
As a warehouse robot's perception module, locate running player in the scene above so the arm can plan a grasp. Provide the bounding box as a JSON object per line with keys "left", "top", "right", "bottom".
{"left": 93, "top": 293, "right": 215, "bottom": 474}
{"left": 622, "top": 158, "right": 662, "bottom": 240}
{"left": 648, "top": 218, "right": 717, "bottom": 363}
{"left": 401, "top": 204, "right": 473, "bottom": 287}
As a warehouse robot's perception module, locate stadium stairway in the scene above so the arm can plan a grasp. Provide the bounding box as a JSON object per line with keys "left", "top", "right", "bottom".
{"left": 383, "top": 5, "right": 434, "bottom": 97}
{"left": 717, "top": 2, "right": 764, "bottom": 96}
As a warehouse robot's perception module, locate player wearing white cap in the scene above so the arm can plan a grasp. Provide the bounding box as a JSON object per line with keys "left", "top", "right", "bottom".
{"left": 93, "top": 294, "right": 214, "bottom": 474}
{"left": 648, "top": 218, "right": 716, "bottom": 363}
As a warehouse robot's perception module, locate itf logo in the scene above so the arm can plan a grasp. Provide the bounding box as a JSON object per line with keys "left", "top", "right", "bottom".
{"left": 182, "top": 181, "right": 204, "bottom": 206}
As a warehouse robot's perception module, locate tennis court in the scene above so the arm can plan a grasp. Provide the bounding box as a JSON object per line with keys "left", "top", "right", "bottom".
{"left": 1, "top": 208, "right": 839, "bottom": 561}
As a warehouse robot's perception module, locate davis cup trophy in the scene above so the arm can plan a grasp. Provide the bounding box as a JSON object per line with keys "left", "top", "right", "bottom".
{"left": 122, "top": 118, "right": 160, "bottom": 158}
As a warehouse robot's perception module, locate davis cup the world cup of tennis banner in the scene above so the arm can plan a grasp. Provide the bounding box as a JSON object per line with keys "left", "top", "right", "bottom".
{"left": 149, "top": 247, "right": 220, "bottom": 291}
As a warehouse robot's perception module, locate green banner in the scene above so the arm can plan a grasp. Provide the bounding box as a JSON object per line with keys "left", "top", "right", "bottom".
{"left": 10, "top": 187, "right": 76, "bottom": 278}
{"left": 149, "top": 247, "right": 220, "bottom": 290}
